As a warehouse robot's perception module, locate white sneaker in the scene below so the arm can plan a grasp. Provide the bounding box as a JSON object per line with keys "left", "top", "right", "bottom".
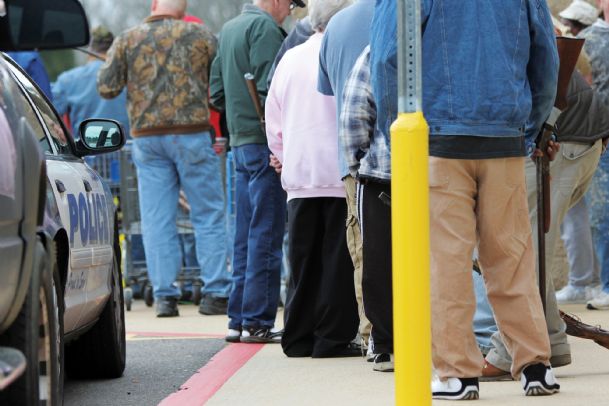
{"left": 431, "top": 376, "right": 479, "bottom": 400}
{"left": 366, "top": 335, "right": 374, "bottom": 362}
{"left": 372, "top": 353, "right": 394, "bottom": 372}
{"left": 556, "top": 284, "right": 587, "bottom": 304}
{"left": 521, "top": 363, "right": 560, "bottom": 396}
{"left": 225, "top": 329, "right": 241, "bottom": 343}
{"left": 587, "top": 290, "right": 609, "bottom": 310}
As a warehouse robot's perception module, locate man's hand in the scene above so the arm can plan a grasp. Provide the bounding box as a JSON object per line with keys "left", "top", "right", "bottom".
{"left": 531, "top": 140, "right": 560, "bottom": 162}
{"left": 269, "top": 154, "right": 282, "bottom": 174}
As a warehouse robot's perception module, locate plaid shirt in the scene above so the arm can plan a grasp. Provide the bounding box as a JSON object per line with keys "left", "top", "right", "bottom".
{"left": 339, "top": 46, "right": 391, "bottom": 182}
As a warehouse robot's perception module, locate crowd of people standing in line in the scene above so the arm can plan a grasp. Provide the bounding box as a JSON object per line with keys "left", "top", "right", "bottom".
{"left": 21, "top": 0, "right": 609, "bottom": 401}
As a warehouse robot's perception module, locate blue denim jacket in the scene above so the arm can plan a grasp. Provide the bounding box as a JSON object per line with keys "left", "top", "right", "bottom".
{"left": 370, "top": 0, "right": 558, "bottom": 149}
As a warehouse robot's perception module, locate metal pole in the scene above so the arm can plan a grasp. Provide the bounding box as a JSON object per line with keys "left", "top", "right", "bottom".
{"left": 392, "top": 0, "right": 431, "bottom": 404}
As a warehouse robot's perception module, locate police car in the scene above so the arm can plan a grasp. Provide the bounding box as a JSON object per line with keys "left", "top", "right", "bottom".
{"left": 0, "top": 1, "right": 126, "bottom": 404}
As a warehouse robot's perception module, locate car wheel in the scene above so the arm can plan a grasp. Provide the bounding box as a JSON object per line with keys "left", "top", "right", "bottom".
{"left": 0, "top": 236, "right": 63, "bottom": 406}
{"left": 39, "top": 241, "right": 64, "bottom": 406}
{"left": 66, "top": 243, "right": 126, "bottom": 379}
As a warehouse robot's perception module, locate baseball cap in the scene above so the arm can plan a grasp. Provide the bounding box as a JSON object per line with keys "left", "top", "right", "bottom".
{"left": 90, "top": 26, "right": 114, "bottom": 52}
{"left": 559, "top": 0, "right": 599, "bottom": 26}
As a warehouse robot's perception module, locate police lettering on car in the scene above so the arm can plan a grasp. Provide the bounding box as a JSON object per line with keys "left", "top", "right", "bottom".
{"left": 67, "top": 191, "right": 111, "bottom": 247}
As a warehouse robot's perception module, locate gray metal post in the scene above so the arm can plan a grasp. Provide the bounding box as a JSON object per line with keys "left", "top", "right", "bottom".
{"left": 397, "top": 0, "right": 423, "bottom": 113}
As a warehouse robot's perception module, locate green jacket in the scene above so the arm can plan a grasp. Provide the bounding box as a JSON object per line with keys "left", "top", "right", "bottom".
{"left": 210, "top": 4, "right": 286, "bottom": 147}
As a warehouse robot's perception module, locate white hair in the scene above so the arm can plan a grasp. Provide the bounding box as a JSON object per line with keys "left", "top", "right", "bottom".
{"left": 308, "top": 0, "right": 353, "bottom": 31}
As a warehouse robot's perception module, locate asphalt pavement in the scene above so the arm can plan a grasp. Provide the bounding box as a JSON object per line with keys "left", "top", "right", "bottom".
{"left": 64, "top": 300, "right": 227, "bottom": 406}
{"left": 64, "top": 338, "right": 225, "bottom": 406}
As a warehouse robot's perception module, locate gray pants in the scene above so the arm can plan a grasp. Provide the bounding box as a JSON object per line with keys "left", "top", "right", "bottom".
{"left": 483, "top": 141, "right": 601, "bottom": 371}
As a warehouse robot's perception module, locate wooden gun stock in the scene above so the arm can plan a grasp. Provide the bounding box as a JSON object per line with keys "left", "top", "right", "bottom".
{"left": 555, "top": 37, "right": 585, "bottom": 110}
{"left": 536, "top": 37, "right": 585, "bottom": 313}
{"left": 244, "top": 73, "right": 265, "bottom": 133}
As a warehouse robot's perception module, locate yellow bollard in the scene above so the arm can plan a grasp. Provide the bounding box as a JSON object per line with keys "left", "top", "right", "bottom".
{"left": 391, "top": 111, "right": 431, "bottom": 405}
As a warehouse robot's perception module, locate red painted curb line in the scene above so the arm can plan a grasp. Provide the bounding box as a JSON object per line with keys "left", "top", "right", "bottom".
{"left": 127, "top": 331, "right": 224, "bottom": 339}
{"left": 158, "top": 343, "right": 265, "bottom": 406}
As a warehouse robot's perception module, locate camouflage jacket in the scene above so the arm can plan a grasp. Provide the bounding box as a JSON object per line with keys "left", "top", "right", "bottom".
{"left": 98, "top": 15, "right": 217, "bottom": 137}
{"left": 580, "top": 19, "right": 609, "bottom": 108}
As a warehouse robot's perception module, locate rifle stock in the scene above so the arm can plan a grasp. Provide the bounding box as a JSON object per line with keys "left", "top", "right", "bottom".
{"left": 244, "top": 72, "right": 266, "bottom": 133}
{"left": 536, "top": 37, "right": 584, "bottom": 313}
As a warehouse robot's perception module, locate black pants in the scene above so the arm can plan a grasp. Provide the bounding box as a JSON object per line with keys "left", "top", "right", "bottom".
{"left": 359, "top": 181, "right": 393, "bottom": 354}
{"left": 282, "top": 197, "right": 359, "bottom": 357}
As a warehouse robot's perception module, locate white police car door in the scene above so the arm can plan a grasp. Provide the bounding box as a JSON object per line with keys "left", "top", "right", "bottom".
{"left": 8, "top": 62, "right": 114, "bottom": 333}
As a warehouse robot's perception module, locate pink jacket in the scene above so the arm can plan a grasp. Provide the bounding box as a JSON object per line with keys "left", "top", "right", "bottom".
{"left": 265, "top": 33, "right": 345, "bottom": 201}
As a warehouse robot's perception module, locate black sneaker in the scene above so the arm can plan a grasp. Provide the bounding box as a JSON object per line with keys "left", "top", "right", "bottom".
{"left": 156, "top": 297, "right": 179, "bottom": 317}
{"left": 198, "top": 295, "right": 228, "bottom": 315}
{"left": 372, "top": 353, "right": 394, "bottom": 372}
{"left": 521, "top": 363, "right": 560, "bottom": 396}
{"left": 432, "top": 377, "right": 479, "bottom": 400}
{"left": 240, "top": 327, "right": 282, "bottom": 344}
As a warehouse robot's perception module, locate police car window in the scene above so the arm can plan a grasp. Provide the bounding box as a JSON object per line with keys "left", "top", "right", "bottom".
{"left": 6, "top": 62, "right": 72, "bottom": 155}
{"left": 0, "top": 62, "right": 52, "bottom": 153}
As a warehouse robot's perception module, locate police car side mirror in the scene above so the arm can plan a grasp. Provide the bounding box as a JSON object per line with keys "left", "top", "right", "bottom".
{"left": 75, "top": 119, "right": 125, "bottom": 157}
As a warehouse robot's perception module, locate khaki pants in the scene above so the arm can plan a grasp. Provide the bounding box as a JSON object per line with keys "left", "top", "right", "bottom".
{"left": 430, "top": 157, "right": 550, "bottom": 379}
{"left": 486, "top": 140, "right": 602, "bottom": 371}
{"left": 344, "top": 175, "right": 371, "bottom": 342}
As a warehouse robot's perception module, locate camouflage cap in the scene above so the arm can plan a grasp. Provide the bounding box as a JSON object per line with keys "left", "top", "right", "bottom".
{"left": 90, "top": 26, "right": 114, "bottom": 52}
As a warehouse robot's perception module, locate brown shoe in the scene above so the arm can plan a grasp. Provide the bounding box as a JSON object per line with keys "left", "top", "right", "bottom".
{"left": 480, "top": 360, "right": 512, "bottom": 382}
{"left": 560, "top": 310, "right": 609, "bottom": 350}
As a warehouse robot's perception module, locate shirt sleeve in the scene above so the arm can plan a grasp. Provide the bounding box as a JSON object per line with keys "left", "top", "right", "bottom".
{"left": 248, "top": 20, "right": 285, "bottom": 106}
{"left": 97, "top": 36, "right": 128, "bottom": 99}
{"left": 340, "top": 49, "right": 375, "bottom": 178}
{"left": 265, "top": 64, "right": 284, "bottom": 163}
{"left": 51, "top": 76, "right": 68, "bottom": 116}
{"left": 317, "top": 33, "right": 334, "bottom": 96}
{"left": 525, "top": 0, "right": 559, "bottom": 146}
{"left": 27, "top": 57, "right": 53, "bottom": 101}
{"left": 209, "top": 53, "right": 225, "bottom": 111}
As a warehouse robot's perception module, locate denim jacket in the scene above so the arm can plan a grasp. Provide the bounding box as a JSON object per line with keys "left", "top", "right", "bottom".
{"left": 370, "top": 0, "right": 558, "bottom": 148}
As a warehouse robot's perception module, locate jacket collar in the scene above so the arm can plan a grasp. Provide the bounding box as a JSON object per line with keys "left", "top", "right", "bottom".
{"left": 242, "top": 4, "right": 276, "bottom": 24}
{"left": 145, "top": 14, "right": 178, "bottom": 23}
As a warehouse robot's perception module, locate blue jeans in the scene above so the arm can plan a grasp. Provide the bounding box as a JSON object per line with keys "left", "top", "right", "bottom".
{"left": 228, "top": 144, "right": 286, "bottom": 330}
{"left": 588, "top": 151, "right": 609, "bottom": 293}
{"left": 562, "top": 198, "right": 600, "bottom": 288}
{"left": 132, "top": 133, "right": 231, "bottom": 299}
{"left": 472, "top": 271, "right": 495, "bottom": 355}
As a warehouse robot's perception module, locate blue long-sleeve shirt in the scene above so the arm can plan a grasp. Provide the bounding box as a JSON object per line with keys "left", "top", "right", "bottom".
{"left": 52, "top": 60, "right": 129, "bottom": 137}
{"left": 7, "top": 51, "right": 53, "bottom": 101}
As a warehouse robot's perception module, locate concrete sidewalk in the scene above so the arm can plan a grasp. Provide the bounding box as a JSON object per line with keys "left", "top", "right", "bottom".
{"left": 207, "top": 304, "right": 609, "bottom": 405}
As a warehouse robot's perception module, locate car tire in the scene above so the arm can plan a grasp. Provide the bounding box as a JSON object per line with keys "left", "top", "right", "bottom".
{"left": 65, "top": 237, "right": 126, "bottom": 379}
{"left": 0, "top": 236, "right": 63, "bottom": 406}
{"left": 40, "top": 240, "right": 65, "bottom": 406}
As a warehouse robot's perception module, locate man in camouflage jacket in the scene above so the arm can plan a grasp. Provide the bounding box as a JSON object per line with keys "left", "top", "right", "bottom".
{"left": 97, "top": 0, "right": 232, "bottom": 318}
